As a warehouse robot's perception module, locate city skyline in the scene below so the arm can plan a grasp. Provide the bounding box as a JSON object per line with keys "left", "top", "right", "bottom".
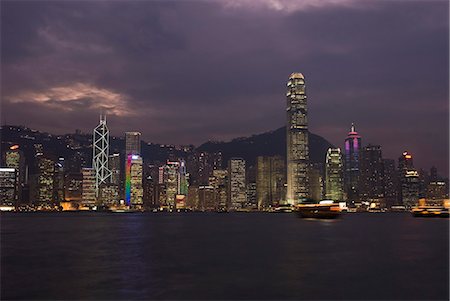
{"left": 1, "top": 0, "right": 448, "bottom": 175}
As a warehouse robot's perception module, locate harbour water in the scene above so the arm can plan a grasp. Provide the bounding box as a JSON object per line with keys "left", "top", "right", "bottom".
{"left": 1, "top": 212, "right": 448, "bottom": 300}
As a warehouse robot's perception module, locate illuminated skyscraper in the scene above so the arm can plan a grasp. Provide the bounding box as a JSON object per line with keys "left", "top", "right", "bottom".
{"left": 286, "top": 73, "right": 309, "bottom": 204}
{"left": 0, "top": 168, "right": 16, "bottom": 207}
{"left": 125, "top": 154, "right": 143, "bottom": 207}
{"left": 5, "top": 145, "right": 25, "bottom": 203}
{"left": 108, "top": 153, "right": 121, "bottom": 185}
{"left": 325, "top": 148, "right": 344, "bottom": 201}
{"left": 256, "top": 156, "right": 286, "bottom": 209}
{"left": 36, "top": 156, "right": 55, "bottom": 205}
{"left": 398, "top": 151, "right": 419, "bottom": 208}
{"left": 228, "top": 158, "right": 246, "bottom": 210}
{"left": 344, "top": 123, "right": 361, "bottom": 202}
{"left": 81, "top": 167, "right": 96, "bottom": 206}
{"left": 382, "top": 159, "right": 398, "bottom": 207}
{"left": 125, "top": 132, "right": 141, "bottom": 156}
{"left": 210, "top": 169, "right": 228, "bottom": 210}
{"left": 92, "top": 115, "right": 111, "bottom": 197}
{"left": 359, "top": 145, "right": 384, "bottom": 204}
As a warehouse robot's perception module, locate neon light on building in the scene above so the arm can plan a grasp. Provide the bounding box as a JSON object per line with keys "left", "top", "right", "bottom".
{"left": 125, "top": 154, "right": 132, "bottom": 205}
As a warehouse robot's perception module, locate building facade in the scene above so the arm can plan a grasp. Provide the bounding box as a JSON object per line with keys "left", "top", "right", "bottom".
{"left": 228, "top": 158, "right": 246, "bottom": 210}
{"left": 344, "top": 123, "right": 361, "bottom": 202}
{"left": 325, "top": 148, "right": 344, "bottom": 202}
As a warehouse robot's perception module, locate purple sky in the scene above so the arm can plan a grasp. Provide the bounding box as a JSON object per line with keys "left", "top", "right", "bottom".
{"left": 1, "top": 0, "right": 449, "bottom": 175}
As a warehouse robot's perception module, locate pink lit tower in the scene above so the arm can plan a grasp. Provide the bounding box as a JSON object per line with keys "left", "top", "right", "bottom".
{"left": 344, "top": 123, "right": 361, "bottom": 202}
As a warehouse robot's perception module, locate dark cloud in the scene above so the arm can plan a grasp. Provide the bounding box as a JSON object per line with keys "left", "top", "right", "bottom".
{"left": 1, "top": 0, "right": 448, "bottom": 174}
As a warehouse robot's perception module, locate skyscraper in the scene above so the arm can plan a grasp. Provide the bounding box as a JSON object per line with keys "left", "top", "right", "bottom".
{"left": 382, "top": 159, "right": 398, "bottom": 207}
{"left": 125, "top": 132, "right": 141, "bottom": 156}
{"left": 92, "top": 115, "right": 111, "bottom": 197}
{"left": 81, "top": 167, "right": 96, "bottom": 206}
{"left": 286, "top": 73, "right": 309, "bottom": 204}
{"left": 398, "top": 151, "right": 419, "bottom": 208}
{"left": 325, "top": 148, "right": 344, "bottom": 201}
{"left": 108, "top": 153, "right": 121, "bottom": 185}
{"left": 36, "top": 156, "right": 55, "bottom": 206}
{"left": 125, "top": 154, "right": 143, "bottom": 207}
{"left": 256, "top": 156, "right": 286, "bottom": 209}
{"left": 228, "top": 158, "right": 246, "bottom": 210}
{"left": 359, "top": 145, "right": 384, "bottom": 205}
{"left": 344, "top": 123, "right": 361, "bottom": 202}
{"left": 0, "top": 168, "right": 16, "bottom": 207}
{"left": 5, "top": 145, "right": 25, "bottom": 203}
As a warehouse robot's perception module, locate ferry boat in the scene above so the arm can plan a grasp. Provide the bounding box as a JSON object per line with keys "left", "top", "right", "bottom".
{"left": 295, "top": 200, "right": 341, "bottom": 219}
{"left": 411, "top": 206, "right": 449, "bottom": 218}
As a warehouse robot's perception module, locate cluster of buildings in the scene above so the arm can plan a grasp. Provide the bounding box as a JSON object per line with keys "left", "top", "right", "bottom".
{"left": 0, "top": 73, "right": 448, "bottom": 211}
{"left": 285, "top": 73, "right": 448, "bottom": 210}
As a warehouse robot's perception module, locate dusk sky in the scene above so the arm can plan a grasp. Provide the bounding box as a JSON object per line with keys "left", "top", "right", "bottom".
{"left": 1, "top": 0, "right": 448, "bottom": 174}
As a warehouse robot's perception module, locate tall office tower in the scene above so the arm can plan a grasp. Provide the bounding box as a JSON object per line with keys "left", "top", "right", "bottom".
{"left": 5, "top": 145, "right": 25, "bottom": 203}
{"left": 160, "top": 161, "right": 180, "bottom": 209}
{"left": 309, "top": 163, "right": 324, "bottom": 201}
{"left": 325, "top": 148, "right": 344, "bottom": 201}
{"left": 344, "top": 123, "right": 361, "bottom": 202}
{"left": 125, "top": 132, "right": 141, "bottom": 156}
{"left": 228, "top": 158, "right": 246, "bottom": 210}
{"left": 256, "top": 156, "right": 286, "bottom": 209}
{"left": 398, "top": 151, "right": 419, "bottom": 208}
{"left": 92, "top": 115, "right": 111, "bottom": 197}
{"left": 0, "top": 168, "right": 16, "bottom": 207}
{"left": 36, "top": 156, "right": 55, "bottom": 206}
{"left": 125, "top": 154, "right": 143, "bottom": 207}
{"left": 184, "top": 185, "right": 197, "bottom": 209}
{"left": 108, "top": 153, "right": 121, "bottom": 185}
{"left": 210, "top": 169, "right": 228, "bottom": 210}
{"left": 54, "top": 157, "right": 65, "bottom": 202}
{"left": 179, "top": 159, "right": 188, "bottom": 195}
{"left": 246, "top": 182, "right": 257, "bottom": 209}
{"left": 359, "top": 145, "right": 384, "bottom": 205}
{"left": 383, "top": 159, "right": 398, "bottom": 207}
{"left": 64, "top": 172, "right": 83, "bottom": 202}
{"left": 81, "top": 167, "right": 96, "bottom": 206}
{"left": 199, "top": 185, "right": 216, "bottom": 211}
{"left": 286, "top": 73, "right": 309, "bottom": 204}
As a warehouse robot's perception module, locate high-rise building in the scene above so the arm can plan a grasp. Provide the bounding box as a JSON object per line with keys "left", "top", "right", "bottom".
{"left": 210, "top": 169, "right": 228, "bottom": 210}
{"left": 0, "top": 168, "right": 16, "bottom": 207}
{"left": 36, "top": 156, "right": 55, "bottom": 205}
{"left": 309, "top": 163, "right": 324, "bottom": 201}
{"left": 359, "top": 145, "right": 384, "bottom": 205}
{"left": 125, "top": 154, "right": 143, "bottom": 207}
{"left": 398, "top": 151, "right": 419, "bottom": 208}
{"left": 54, "top": 157, "right": 65, "bottom": 202}
{"left": 228, "top": 158, "right": 246, "bottom": 210}
{"left": 256, "top": 156, "right": 286, "bottom": 209}
{"left": 382, "top": 159, "right": 398, "bottom": 207}
{"left": 5, "top": 145, "right": 25, "bottom": 203}
{"left": 344, "top": 123, "right": 361, "bottom": 202}
{"left": 81, "top": 167, "right": 96, "bottom": 206}
{"left": 125, "top": 132, "right": 141, "bottom": 156}
{"left": 179, "top": 159, "right": 189, "bottom": 196}
{"left": 108, "top": 153, "right": 121, "bottom": 185}
{"left": 199, "top": 185, "right": 216, "bottom": 211}
{"left": 325, "top": 148, "right": 344, "bottom": 201}
{"left": 286, "top": 73, "right": 309, "bottom": 204}
{"left": 92, "top": 115, "right": 111, "bottom": 197}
